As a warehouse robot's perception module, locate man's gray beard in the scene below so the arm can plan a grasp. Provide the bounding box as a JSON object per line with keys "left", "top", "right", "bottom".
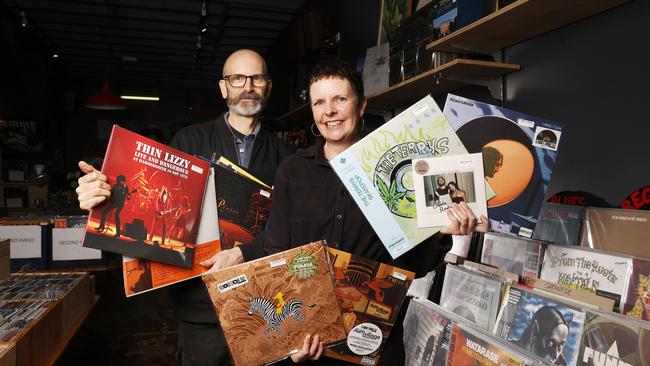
{"left": 227, "top": 97, "right": 266, "bottom": 117}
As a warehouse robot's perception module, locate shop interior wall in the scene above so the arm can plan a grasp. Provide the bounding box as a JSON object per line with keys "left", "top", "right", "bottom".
{"left": 0, "top": 8, "right": 69, "bottom": 190}
{"left": 503, "top": 0, "right": 649, "bottom": 206}
{"left": 2, "top": 1, "right": 648, "bottom": 207}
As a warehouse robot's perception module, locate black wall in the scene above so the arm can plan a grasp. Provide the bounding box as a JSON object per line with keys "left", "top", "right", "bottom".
{"left": 2, "top": 0, "right": 648, "bottom": 207}
{"left": 323, "top": 0, "right": 649, "bottom": 206}
{"left": 503, "top": 0, "right": 649, "bottom": 206}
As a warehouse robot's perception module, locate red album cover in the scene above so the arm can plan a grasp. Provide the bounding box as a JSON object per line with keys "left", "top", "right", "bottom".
{"left": 214, "top": 163, "right": 272, "bottom": 251}
{"left": 323, "top": 247, "right": 415, "bottom": 365}
{"left": 83, "top": 125, "right": 210, "bottom": 268}
{"left": 122, "top": 168, "right": 221, "bottom": 297}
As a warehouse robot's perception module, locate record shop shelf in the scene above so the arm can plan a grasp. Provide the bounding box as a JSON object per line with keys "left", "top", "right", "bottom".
{"left": 279, "top": 59, "right": 519, "bottom": 121}
{"left": 426, "top": 0, "right": 630, "bottom": 54}
{"left": 43, "top": 296, "right": 99, "bottom": 366}
{"left": 367, "top": 59, "right": 520, "bottom": 110}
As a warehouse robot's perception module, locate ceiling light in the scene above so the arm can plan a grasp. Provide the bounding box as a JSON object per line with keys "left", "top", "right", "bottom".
{"left": 122, "top": 56, "right": 138, "bottom": 62}
{"left": 85, "top": 82, "right": 126, "bottom": 110}
{"left": 120, "top": 95, "right": 159, "bottom": 101}
{"left": 52, "top": 54, "right": 59, "bottom": 58}
{"left": 201, "top": 27, "right": 207, "bottom": 33}
{"left": 20, "top": 11, "right": 27, "bottom": 27}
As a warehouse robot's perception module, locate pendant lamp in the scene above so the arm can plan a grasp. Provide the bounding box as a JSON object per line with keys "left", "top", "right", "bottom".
{"left": 85, "top": 82, "right": 126, "bottom": 110}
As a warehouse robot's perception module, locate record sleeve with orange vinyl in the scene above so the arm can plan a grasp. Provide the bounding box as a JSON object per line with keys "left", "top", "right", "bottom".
{"left": 443, "top": 94, "right": 564, "bottom": 238}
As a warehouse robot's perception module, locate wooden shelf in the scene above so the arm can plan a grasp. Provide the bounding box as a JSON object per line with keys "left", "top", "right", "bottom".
{"left": 44, "top": 296, "right": 99, "bottom": 366}
{"left": 37, "top": 262, "right": 119, "bottom": 273}
{"left": 278, "top": 59, "right": 519, "bottom": 119}
{"left": 367, "top": 59, "right": 519, "bottom": 109}
{"left": 278, "top": 0, "right": 628, "bottom": 119}
{"left": 427, "top": 0, "right": 630, "bottom": 54}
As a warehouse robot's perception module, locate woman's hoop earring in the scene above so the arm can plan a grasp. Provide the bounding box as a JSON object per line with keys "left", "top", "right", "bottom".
{"left": 310, "top": 123, "right": 321, "bottom": 137}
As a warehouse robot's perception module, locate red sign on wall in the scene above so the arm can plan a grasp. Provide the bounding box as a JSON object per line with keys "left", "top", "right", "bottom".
{"left": 620, "top": 186, "right": 650, "bottom": 210}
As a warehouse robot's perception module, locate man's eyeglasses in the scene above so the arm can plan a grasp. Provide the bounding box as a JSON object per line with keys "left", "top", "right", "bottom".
{"left": 222, "top": 74, "right": 270, "bottom": 88}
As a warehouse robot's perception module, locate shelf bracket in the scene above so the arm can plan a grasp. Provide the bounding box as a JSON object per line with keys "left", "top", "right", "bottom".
{"left": 442, "top": 74, "right": 503, "bottom": 100}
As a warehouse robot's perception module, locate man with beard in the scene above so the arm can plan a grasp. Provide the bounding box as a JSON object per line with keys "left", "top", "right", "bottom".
{"left": 76, "top": 49, "right": 296, "bottom": 365}
{"left": 167, "top": 49, "right": 295, "bottom": 365}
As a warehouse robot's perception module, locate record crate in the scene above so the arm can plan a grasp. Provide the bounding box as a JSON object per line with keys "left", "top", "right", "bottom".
{"left": 0, "top": 272, "right": 96, "bottom": 365}
{"left": 0, "top": 343, "right": 16, "bottom": 366}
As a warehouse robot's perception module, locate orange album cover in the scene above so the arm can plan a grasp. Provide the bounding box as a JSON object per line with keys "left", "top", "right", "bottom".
{"left": 123, "top": 239, "right": 220, "bottom": 296}
{"left": 122, "top": 167, "right": 221, "bottom": 297}
{"left": 202, "top": 241, "right": 347, "bottom": 366}
{"left": 324, "top": 247, "right": 415, "bottom": 365}
{"left": 447, "top": 324, "right": 531, "bottom": 366}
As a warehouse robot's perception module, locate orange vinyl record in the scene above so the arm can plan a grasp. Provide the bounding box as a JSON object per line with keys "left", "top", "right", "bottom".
{"left": 484, "top": 139, "right": 534, "bottom": 207}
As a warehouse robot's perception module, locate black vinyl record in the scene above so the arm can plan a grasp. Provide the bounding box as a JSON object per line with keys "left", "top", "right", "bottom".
{"left": 455, "top": 116, "right": 532, "bottom": 153}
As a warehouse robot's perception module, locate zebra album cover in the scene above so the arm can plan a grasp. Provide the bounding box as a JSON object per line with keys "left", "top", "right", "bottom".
{"left": 202, "top": 241, "right": 347, "bottom": 366}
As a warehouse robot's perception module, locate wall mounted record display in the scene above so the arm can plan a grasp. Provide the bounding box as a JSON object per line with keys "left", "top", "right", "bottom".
{"left": 443, "top": 94, "right": 563, "bottom": 237}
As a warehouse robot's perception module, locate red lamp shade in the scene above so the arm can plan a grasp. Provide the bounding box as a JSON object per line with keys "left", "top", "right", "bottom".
{"left": 85, "top": 82, "right": 126, "bottom": 110}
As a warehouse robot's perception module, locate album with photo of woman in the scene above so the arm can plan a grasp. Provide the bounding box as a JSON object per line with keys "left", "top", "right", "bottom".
{"left": 412, "top": 152, "right": 488, "bottom": 228}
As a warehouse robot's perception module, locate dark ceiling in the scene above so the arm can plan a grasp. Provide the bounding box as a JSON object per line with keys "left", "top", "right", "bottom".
{"left": 3, "top": 0, "right": 304, "bottom": 82}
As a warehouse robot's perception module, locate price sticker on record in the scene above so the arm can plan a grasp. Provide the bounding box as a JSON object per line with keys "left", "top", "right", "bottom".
{"left": 347, "top": 323, "right": 382, "bottom": 356}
